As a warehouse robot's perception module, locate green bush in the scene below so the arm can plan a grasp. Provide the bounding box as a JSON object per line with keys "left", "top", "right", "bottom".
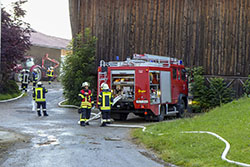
{"left": 1, "top": 80, "right": 20, "bottom": 94}
{"left": 61, "top": 28, "right": 97, "bottom": 106}
{"left": 189, "top": 67, "right": 234, "bottom": 112}
{"left": 243, "top": 75, "right": 250, "bottom": 96}
{"left": 208, "top": 77, "right": 234, "bottom": 108}
{"left": 0, "top": 80, "right": 21, "bottom": 100}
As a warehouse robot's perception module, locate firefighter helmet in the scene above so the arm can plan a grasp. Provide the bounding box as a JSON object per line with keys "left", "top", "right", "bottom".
{"left": 103, "top": 83, "right": 109, "bottom": 90}
{"left": 82, "top": 82, "right": 89, "bottom": 87}
{"left": 25, "top": 69, "right": 30, "bottom": 73}
{"left": 101, "top": 82, "right": 105, "bottom": 88}
{"left": 37, "top": 82, "right": 43, "bottom": 86}
{"left": 50, "top": 67, "right": 54, "bottom": 70}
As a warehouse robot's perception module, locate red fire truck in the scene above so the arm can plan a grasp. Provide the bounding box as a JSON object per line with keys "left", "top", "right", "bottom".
{"left": 97, "top": 54, "right": 188, "bottom": 121}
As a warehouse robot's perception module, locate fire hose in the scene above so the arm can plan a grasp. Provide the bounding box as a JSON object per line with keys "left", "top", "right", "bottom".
{"left": 0, "top": 93, "right": 25, "bottom": 103}
{"left": 58, "top": 97, "right": 250, "bottom": 167}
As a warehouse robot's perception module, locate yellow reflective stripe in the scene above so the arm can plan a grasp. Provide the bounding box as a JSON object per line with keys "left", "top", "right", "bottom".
{"left": 101, "top": 106, "right": 111, "bottom": 110}
{"left": 81, "top": 102, "right": 91, "bottom": 106}
{"left": 80, "top": 118, "right": 86, "bottom": 121}
{"left": 78, "top": 94, "right": 84, "bottom": 98}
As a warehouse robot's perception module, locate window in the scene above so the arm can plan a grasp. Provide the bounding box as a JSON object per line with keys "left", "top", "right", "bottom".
{"left": 181, "top": 69, "right": 186, "bottom": 81}
{"left": 173, "top": 68, "right": 177, "bottom": 79}
{"left": 178, "top": 69, "right": 181, "bottom": 80}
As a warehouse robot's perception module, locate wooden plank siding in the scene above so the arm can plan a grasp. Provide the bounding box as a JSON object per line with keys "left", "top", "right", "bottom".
{"left": 69, "top": 0, "right": 250, "bottom": 76}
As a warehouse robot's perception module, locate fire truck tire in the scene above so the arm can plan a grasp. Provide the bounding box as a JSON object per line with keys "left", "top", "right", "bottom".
{"left": 177, "top": 99, "right": 185, "bottom": 118}
{"left": 120, "top": 113, "right": 128, "bottom": 121}
{"left": 156, "top": 105, "right": 165, "bottom": 122}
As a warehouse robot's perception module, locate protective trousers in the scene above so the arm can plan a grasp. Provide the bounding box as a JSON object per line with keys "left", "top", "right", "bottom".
{"left": 21, "top": 83, "right": 28, "bottom": 92}
{"left": 37, "top": 101, "right": 48, "bottom": 116}
{"left": 101, "top": 110, "right": 111, "bottom": 126}
{"left": 48, "top": 77, "right": 52, "bottom": 84}
{"left": 80, "top": 108, "right": 91, "bottom": 126}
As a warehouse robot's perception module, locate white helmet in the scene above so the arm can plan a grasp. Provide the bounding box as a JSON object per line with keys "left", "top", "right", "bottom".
{"left": 25, "top": 69, "right": 30, "bottom": 73}
{"left": 50, "top": 67, "right": 54, "bottom": 70}
{"left": 37, "top": 82, "right": 42, "bottom": 86}
{"left": 103, "top": 83, "right": 109, "bottom": 90}
{"left": 101, "top": 82, "right": 105, "bottom": 89}
{"left": 82, "top": 82, "right": 89, "bottom": 87}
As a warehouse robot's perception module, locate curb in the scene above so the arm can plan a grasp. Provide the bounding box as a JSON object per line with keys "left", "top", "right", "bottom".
{"left": 0, "top": 93, "right": 25, "bottom": 103}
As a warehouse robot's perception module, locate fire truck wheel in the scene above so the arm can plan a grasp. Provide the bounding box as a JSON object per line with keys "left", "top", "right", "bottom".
{"left": 177, "top": 99, "right": 185, "bottom": 118}
{"left": 156, "top": 105, "right": 165, "bottom": 122}
{"left": 120, "top": 113, "right": 128, "bottom": 121}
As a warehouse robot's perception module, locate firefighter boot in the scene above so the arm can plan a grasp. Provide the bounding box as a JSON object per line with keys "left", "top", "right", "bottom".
{"left": 86, "top": 122, "right": 89, "bottom": 125}
{"left": 80, "top": 121, "right": 85, "bottom": 126}
{"left": 37, "top": 111, "right": 41, "bottom": 117}
{"left": 107, "top": 119, "right": 111, "bottom": 124}
{"left": 43, "top": 110, "right": 49, "bottom": 116}
{"left": 100, "top": 121, "right": 106, "bottom": 127}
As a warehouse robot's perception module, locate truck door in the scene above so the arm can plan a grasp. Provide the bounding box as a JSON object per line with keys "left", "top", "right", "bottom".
{"left": 172, "top": 68, "right": 179, "bottom": 103}
{"left": 160, "top": 71, "right": 171, "bottom": 103}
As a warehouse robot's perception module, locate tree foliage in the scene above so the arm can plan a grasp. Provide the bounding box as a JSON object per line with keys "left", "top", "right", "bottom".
{"left": 189, "top": 67, "right": 234, "bottom": 112}
{"left": 243, "top": 75, "right": 250, "bottom": 97}
{"left": 61, "top": 28, "right": 97, "bottom": 105}
{"left": 0, "top": 0, "right": 31, "bottom": 93}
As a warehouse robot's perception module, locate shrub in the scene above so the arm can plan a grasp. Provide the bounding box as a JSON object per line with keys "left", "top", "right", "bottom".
{"left": 61, "top": 28, "right": 97, "bottom": 106}
{"left": 243, "top": 75, "right": 250, "bottom": 96}
{"left": 189, "top": 67, "right": 234, "bottom": 112}
{"left": 207, "top": 77, "right": 234, "bottom": 108}
{"left": 1, "top": 80, "right": 20, "bottom": 94}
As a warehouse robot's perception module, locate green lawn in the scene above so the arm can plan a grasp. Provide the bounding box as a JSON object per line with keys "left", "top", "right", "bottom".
{"left": 132, "top": 97, "right": 250, "bottom": 167}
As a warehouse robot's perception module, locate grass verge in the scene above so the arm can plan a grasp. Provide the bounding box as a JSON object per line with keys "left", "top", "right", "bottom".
{"left": 0, "top": 92, "right": 22, "bottom": 100}
{"left": 132, "top": 97, "right": 250, "bottom": 167}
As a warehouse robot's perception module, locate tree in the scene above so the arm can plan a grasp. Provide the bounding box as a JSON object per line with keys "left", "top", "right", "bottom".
{"left": 0, "top": 0, "right": 31, "bottom": 93}
{"left": 61, "top": 28, "right": 97, "bottom": 105}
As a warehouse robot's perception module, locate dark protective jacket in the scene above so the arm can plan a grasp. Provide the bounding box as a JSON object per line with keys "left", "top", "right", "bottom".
{"left": 33, "top": 86, "right": 48, "bottom": 102}
{"left": 21, "top": 72, "right": 29, "bottom": 84}
{"left": 47, "top": 70, "right": 54, "bottom": 77}
{"left": 98, "top": 89, "right": 113, "bottom": 111}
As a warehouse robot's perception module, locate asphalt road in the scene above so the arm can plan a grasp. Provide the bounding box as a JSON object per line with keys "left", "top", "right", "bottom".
{"left": 0, "top": 83, "right": 165, "bottom": 167}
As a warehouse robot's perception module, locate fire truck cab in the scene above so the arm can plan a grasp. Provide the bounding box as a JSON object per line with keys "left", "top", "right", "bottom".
{"left": 97, "top": 54, "right": 188, "bottom": 121}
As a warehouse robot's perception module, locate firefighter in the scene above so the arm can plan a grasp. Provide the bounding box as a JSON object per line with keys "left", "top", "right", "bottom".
{"left": 21, "top": 69, "right": 30, "bottom": 93}
{"left": 98, "top": 83, "right": 113, "bottom": 127}
{"left": 78, "top": 82, "right": 94, "bottom": 126}
{"left": 32, "top": 69, "right": 39, "bottom": 89}
{"left": 47, "top": 67, "right": 54, "bottom": 85}
{"left": 33, "top": 82, "right": 48, "bottom": 116}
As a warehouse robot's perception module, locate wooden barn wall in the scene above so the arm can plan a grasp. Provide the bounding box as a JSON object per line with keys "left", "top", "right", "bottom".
{"left": 69, "top": 0, "right": 250, "bottom": 76}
